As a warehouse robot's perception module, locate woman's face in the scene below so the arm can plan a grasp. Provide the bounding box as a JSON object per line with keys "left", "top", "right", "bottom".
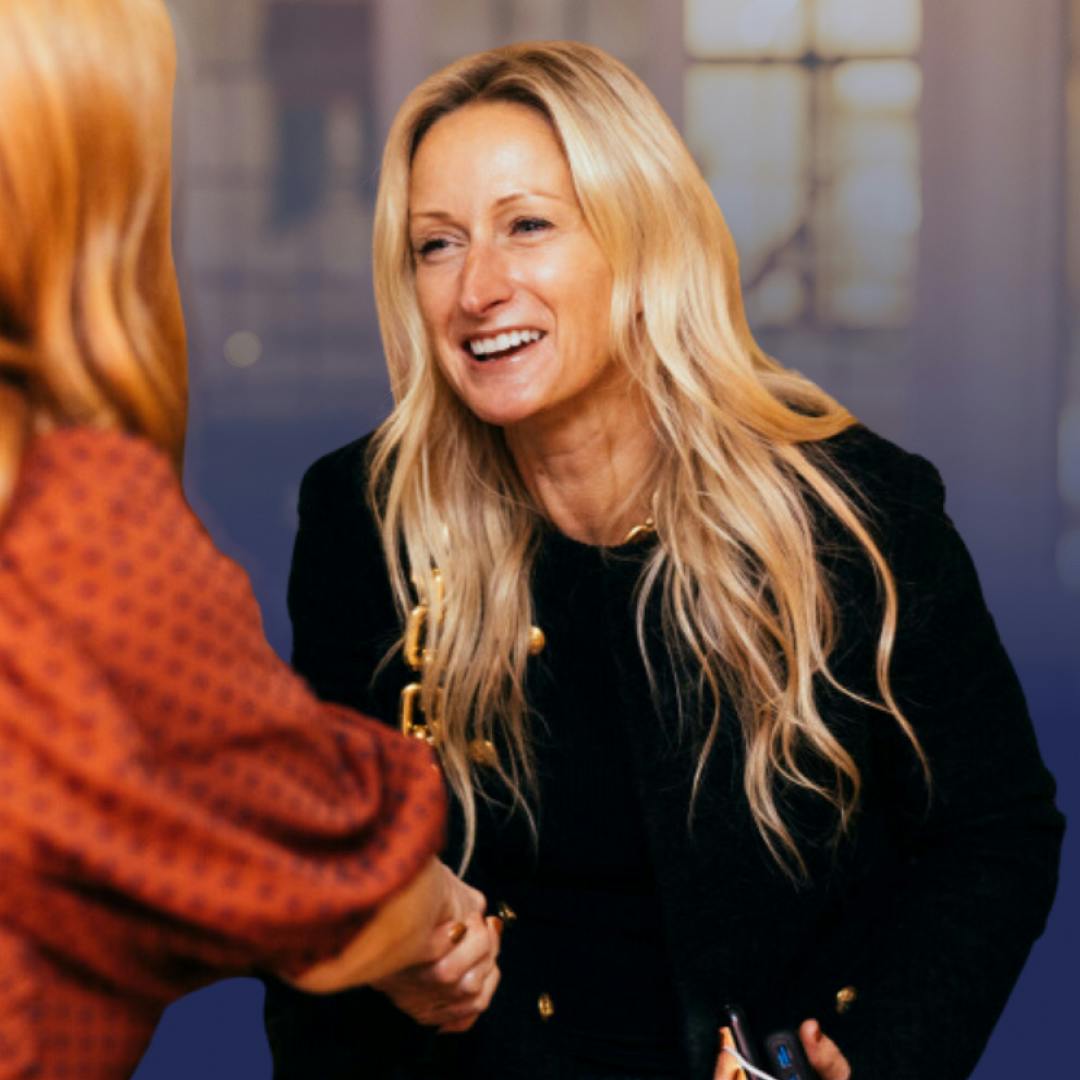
{"left": 408, "top": 101, "right": 616, "bottom": 430}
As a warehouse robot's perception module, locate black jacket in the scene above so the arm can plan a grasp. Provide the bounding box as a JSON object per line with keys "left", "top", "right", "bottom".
{"left": 265, "top": 426, "right": 1063, "bottom": 1079}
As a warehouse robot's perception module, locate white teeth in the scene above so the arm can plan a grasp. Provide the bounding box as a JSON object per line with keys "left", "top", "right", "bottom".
{"left": 467, "top": 329, "right": 543, "bottom": 357}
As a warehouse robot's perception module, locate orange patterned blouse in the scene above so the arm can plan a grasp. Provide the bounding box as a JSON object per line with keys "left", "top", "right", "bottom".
{"left": 0, "top": 428, "right": 445, "bottom": 1078}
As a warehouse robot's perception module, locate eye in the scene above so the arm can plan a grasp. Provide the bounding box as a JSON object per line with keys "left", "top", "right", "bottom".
{"left": 511, "top": 217, "right": 552, "bottom": 236}
{"left": 415, "top": 237, "right": 450, "bottom": 258}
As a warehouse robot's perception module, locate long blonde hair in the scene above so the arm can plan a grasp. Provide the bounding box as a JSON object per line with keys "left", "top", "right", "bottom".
{"left": 0, "top": 0, "right": 187, "bottom": 516}
{"left": 371, "top": 41, "right": 925, "bottom": 874}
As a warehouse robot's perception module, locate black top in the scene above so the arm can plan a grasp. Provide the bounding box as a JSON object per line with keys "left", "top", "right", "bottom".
{"left": 469, "top": 525, "right": 684, "bottom": 1072}
{"left": 264, "top": 425, "right": 1064, "bottom": 1080}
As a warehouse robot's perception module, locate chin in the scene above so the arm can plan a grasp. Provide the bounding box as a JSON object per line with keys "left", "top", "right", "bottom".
{"left": 459, "top": 396, "right": 545, "bottom": 429}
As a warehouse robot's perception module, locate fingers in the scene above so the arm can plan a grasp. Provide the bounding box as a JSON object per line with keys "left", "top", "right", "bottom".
{"left": 430, "top": 912, "right": 498, "bottom": 986}
{"left": 436, "top": 964, "right": 501, "bottom": 1034}
{"left": 375, "top": 891, "right": 503, "bottom": 1031}
{"left": 417, "top": 917, "right": 469, "bottom": 965}
{"left": 799, "top": 1019, "right": 851, "bottom": 1080}
{"left": 713, "top": 1027, "right": 747, "bottom": 1080}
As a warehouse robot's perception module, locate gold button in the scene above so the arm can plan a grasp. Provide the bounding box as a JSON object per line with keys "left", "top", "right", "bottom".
{"left": 537, "top": 992, "right": 555, "bottom": 1021}
{"left": 496, "top": 900, "right": 517, "bottom": 924}
{"left": 528, "top": 626, "right": 546, "bottom": 655}
{"left": 835, "top": 985, "right": 858, "bottom": 1014}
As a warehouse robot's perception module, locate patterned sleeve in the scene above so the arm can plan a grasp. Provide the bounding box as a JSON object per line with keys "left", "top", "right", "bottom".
{"left": 0, "top": 428, "right": 445, "bottom": 1003}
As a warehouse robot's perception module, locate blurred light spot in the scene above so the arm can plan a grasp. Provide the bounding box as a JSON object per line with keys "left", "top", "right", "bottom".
{"left": 224, "top": 331, "right": 262, "bottom": 369}
{"left": 834, "top": 61, "right": 921, "bottom": 112}
{"left": 1060, "top": 405, "right": 1080, "bottom": 504}
{"left": 1056, "top": 528, "right": 1080, "bottom": 590}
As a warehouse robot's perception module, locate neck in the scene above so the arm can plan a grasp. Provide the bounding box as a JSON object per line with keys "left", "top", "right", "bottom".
{"left": 504, "top": 368, "right": 656, "bottom": 546}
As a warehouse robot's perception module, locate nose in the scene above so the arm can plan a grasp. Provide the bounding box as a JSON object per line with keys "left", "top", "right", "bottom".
{"left": 458, "top": 241, "right": 512, "bottom": 317}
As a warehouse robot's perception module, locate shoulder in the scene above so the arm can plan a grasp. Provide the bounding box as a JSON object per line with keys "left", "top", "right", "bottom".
{"left": 10, "top": 426, "right": 181, "bottom": 544}
{"left": 297, "top": 431, "right": 378, "bottom": 522}
{"left": 291, "top": 432, "right": 389, "bottom": 581}
{"left": 806, "top": 424, "right": 947, "bottom": 538}
{"left": 2, "top": 426, "right": 249, "bottom": 646}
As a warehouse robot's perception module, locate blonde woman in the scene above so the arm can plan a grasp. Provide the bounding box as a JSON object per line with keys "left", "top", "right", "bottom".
{"left": 0, "top": 2, "right": 501, "bottom": 1076}
{"left": 266, "top": 42, "right": 1063, "bottom": 1080}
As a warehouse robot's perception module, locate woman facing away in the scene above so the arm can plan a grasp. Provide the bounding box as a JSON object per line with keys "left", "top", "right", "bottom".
{"left": 0, "top": 1, "right": 502, "bottom": 1076}
{"left": 264, "top": 41, "right": 1064, "bottom": 1080}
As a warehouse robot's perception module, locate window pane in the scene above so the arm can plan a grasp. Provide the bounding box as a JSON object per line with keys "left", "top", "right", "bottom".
{"left": 815, "top": 144, "right": 918, "bottom": 327}
{"left": 686, "top": 0, "right": 807, "bottom": 58}
{"left": 686, "top": 66, "right": 808, "bottom": 273}
{"left": 813, "top": 58, "right": 920, "bottom": 328}
{"left": 814, "top": 0, "right": 920, "bottom": 56}
{"left": 831, "top": 60, "right": 921, "bottom": 113}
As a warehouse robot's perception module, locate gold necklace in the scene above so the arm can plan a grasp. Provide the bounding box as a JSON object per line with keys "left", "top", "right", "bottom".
{"left": 622, "top": 515, "right": 656, "bottom": 544}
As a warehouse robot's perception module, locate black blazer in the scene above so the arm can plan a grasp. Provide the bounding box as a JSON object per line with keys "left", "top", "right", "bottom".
{"left": 265, "top": 425, "right": 1063, "bottom": 1080}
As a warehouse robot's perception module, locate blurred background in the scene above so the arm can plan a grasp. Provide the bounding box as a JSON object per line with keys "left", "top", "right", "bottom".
{"left": 135, "top": 0, "right": 1078, "bottom": 1076}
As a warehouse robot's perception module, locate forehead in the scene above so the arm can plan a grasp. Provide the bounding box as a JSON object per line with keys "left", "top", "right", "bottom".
{"left": 408, "top": 100, "right": 574, "bottom": 209}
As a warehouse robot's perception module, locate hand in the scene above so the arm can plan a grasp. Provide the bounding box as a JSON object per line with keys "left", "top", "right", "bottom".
{"left": 373, "top": 910, "right": 503, "bottom": 1032}
{"left": 288, "top": 859, "right": 488, "bottom": 994}
{"left": 713, "top": 1020, "right": 851, "bottom": 1080}
{"left": 426, "top": 859, "right": 489, "bottom": 933}
{"left": 713, "top": 1026, "right": 746, "bottom": 1080}
{"left": 798, "top": 1019, "right": 850, "bottom": 1080}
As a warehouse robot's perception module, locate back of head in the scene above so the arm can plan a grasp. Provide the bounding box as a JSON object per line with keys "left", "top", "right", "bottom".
{"left": 0, "top": 0, "right": 187, "bottom": 512}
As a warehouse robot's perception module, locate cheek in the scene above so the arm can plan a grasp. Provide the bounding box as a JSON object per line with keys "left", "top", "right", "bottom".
{"left": 568, "top": 271, "right": 613, "bottom": 356}
{"left": 415, "top": 273, "right": 453, "bottom": 335}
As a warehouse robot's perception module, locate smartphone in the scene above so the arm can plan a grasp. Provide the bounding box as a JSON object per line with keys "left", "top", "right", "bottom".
{"left": 761, "top": 1028, "right": 814, "bottom": 1080}
{"left": 721, "top": 1004, "right": 814, "bottom": 1080}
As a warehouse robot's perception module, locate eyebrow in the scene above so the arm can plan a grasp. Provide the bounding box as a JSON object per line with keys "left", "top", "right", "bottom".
{"left": 409, "top": 189, "right": 570, "bottom": 222}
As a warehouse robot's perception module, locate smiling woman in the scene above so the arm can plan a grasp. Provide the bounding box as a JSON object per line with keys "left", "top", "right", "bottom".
{"left": 265, "top": 40, "right": 1062, "bottom": 1080}
{"left": 408, "top": 101, "right": 620, "bottom": 437}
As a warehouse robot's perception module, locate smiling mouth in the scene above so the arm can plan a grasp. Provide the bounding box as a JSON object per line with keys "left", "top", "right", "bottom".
{"left": 464, "top": 329, "right": 546, "bottom": 363}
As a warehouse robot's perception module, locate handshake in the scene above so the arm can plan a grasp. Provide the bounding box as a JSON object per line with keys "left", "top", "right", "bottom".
{"left": 291, "top": 859, "right": 502, "bottom": 1033}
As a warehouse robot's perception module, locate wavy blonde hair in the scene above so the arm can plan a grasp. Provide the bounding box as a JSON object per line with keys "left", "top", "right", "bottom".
{"left": 371, "top": 41, "right": 925, "bottom": 875}
{"left": 0, "top": 0, "right": 187, "bottom": 517}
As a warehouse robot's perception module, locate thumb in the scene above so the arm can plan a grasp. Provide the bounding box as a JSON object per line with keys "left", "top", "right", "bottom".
{"left": 713, "top": 1026, "right": 747, "bottom": 1080}
{"left": 799, "top": 1019, "right": 851, "bottom": 1080}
